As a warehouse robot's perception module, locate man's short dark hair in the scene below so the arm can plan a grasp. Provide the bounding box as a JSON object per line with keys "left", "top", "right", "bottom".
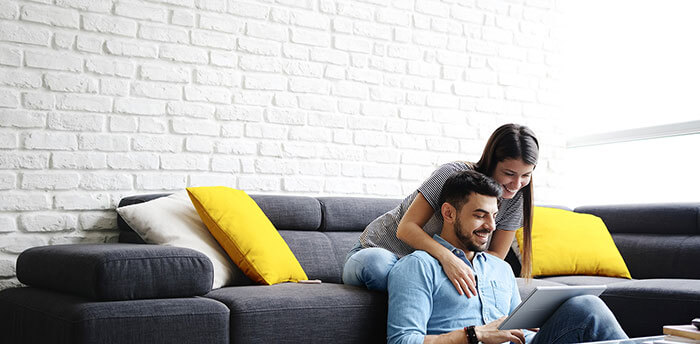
{"left": 438, "top": 170, "right": 502, "bottom": 211}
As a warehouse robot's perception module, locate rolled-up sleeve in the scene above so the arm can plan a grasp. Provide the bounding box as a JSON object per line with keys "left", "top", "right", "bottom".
{"left": 387, "top": 255, "right": 434, "bottom": 344}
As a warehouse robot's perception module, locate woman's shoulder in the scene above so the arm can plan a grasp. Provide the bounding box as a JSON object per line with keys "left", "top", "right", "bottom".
{"left": 423, "top": 161, "right": 475, "bottom": 188}
{"left": 435, "top": 161, "right": 473, "bottom": 173}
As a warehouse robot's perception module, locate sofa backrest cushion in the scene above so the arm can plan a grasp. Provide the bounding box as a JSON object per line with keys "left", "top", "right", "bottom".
{"left": 252, "top": 195, "right": 322, "bottom": 231}
{"left": 611, "top": 233, "right": 700, "bottom": 279}
{"left": 318, "top": 197, "right": 401, "bottom": 232}
{"left": 279, "top": 231, "right": 360, "bottom": 283}
{"left": 575, "top": 203, "right": 700, "bottom": 235}
{"left": 575, "top": 203, "right": 700, "bottom": 279}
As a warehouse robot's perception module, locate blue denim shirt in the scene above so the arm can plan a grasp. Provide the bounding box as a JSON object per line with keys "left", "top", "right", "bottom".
{"left": 387, "top": 235, "right": 531, "bottom": 344}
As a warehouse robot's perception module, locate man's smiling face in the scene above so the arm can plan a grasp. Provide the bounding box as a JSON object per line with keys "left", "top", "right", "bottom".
{"left": 453, "top": 193, "right": 498, "bottom": 253}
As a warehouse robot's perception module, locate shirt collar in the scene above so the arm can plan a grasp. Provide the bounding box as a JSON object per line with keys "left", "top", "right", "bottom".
{"left": 432, "top": 234, "right": 485, "bottom": 262}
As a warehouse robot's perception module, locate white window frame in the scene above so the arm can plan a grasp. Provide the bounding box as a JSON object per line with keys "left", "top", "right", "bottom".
{"left": 567, "top": 120, "right": 700, "bottom": 148}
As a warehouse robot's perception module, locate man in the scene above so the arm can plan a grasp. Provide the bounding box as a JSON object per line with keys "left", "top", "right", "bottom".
{"left": 387, "top": 170, "right": 628, "bottom": 344}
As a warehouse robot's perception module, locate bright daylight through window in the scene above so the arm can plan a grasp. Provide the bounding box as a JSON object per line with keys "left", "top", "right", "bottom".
{"left": 559, "top": 0, "right": 700, "bottom": 206}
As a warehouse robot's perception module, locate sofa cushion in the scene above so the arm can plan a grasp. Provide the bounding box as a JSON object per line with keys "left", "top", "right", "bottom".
{"left": 279, "top": 231, "right": 341, "bottom": 283}
{"left": 515, "top": 278, "right": 564, "bottom": 299}
{"left": 279, "top": 231, "right": 362, "bottom": 284}
{"left": 187, "top": 187, "right": 308, "bottom": 285}
{"left": 0, "top": 287, "right": 229, "bottom": 344}
{"left": 16, "top": 244, "right": 213, "bottom": 301}
{"left": 318, "top": 197, "right": 401, "bottom": 232}
{"left": 251, "top": 195, "right": 322, "bottom": 231}
{"left": 600, "top": 279, "right": 700, "bottom": 337}
{"left": 539, "top": 275, "right": 630, "bottom": 286}
{"left": 611, "top": 233, "right": 700, "bottom": 279}
{"left": 205, "top": 283, "right": 387, "bottom": 344}
{"left": 575, "top": 203, "right": 700, "bottom": 235}
{"left": 328, "top": 231, "right": 365, "bottom": 275}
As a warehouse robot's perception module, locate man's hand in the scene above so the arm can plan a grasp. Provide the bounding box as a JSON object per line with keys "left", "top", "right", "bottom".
{"left": 474, "top": 316, "right": 526, "bottom": 344}
{"left": 439, "top": 252, "right": 477, "bottom": 297}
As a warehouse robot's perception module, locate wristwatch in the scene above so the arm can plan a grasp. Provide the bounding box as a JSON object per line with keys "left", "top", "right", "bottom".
{"left": 464, "top": 325, "right": 478, "bottom": 344}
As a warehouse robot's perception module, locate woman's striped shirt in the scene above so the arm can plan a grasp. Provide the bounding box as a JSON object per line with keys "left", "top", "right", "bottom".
{"left": 359, "top": 161, "right": 524, "bottom": 257}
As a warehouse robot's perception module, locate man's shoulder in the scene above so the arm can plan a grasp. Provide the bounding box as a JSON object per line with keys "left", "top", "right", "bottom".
{"left": 392, "top": 250, "right": 440, "bottom": 272}
{"left": 388, "top": 250, "right": 444, "bottom": 288}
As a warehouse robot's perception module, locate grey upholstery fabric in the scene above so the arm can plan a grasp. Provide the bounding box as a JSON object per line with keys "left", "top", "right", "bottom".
{"left": 17, "top": 244, "right": 213, "bottom": 301}
{"left": 575, "top": 203, "right": 700, "bottom": 235}
{"left": 279, "top": 230, "right": 342, "bottom": 283}
{"left": 318, "top": 196, "right": 401, "bottom": 232}
{"left": 119, "top": 230, "right": 147, "bottom": 244}
{"left": 600, "top": 279, "right": 700, "bottom": 337}
{"left": 205, "top": 283, "right": 387, "bottom": 344}
{"left": 250, "top": 195, "right": 322, "bottom": 231}
{"left": 0, "top": 287, "right": 229, "bottom": 344}
{"left": 279, "top": 231, "right": 363, "bottom": 284}
{"left": 328, "top": 231, "right": 366, "bottom": 272}
{"left": 540, "top": 275, "right": 630, "bottom": 286}
{"left": 612, "top": 233, "right": 700, "bottom": 279}
{"left": 117, "top": 192, "right": 173, "bottom": 207}
{"left": 516, "top": 278, "right": 564, "bottom": 299}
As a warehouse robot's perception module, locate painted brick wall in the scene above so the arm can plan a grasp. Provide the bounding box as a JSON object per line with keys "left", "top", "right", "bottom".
{"left": 0, "top": 0, "right": 563, "bottom": 289}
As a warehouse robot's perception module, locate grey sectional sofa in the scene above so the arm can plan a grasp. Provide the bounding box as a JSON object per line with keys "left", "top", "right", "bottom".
{"left": 0, "top": 193, "right": 699, "bottom": 343}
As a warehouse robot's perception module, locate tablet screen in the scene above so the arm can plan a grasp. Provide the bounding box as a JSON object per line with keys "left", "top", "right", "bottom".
{"left": 498, "top": 285, "right": 606, "bottom": 330}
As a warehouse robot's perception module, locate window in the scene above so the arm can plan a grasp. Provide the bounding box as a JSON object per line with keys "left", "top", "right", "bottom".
{"left": 559, "top": 0, "right": 700, "bottom": 206}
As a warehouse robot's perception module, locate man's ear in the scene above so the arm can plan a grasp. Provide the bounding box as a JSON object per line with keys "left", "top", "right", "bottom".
{"left": 440, "top": 202, "right": 457, "bottom": 224}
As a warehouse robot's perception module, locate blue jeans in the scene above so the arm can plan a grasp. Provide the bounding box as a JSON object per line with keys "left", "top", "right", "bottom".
{"left": 342, "top": 241, "right": 398, "bottom": 291}
{"left": 530, "top": 295, "right": 628, "bottom": 344}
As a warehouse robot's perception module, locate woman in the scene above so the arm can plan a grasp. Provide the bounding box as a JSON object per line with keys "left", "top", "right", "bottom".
{"left": 342, "top": 123, "right": 537, "bottom": 296}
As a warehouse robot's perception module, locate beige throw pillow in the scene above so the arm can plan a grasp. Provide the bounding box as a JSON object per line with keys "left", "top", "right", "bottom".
{"left": 116, "top": 191, "right": 234, "bottom": 289}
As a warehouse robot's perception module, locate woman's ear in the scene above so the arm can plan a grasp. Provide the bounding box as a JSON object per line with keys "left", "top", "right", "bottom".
{"left": 441, "top": 202, "right": 456, "bottom": 224}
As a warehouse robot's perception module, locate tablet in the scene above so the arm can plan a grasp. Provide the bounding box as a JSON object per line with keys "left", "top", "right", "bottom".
{"left": 498, "top": 285, "right": 607, "bottom": 330}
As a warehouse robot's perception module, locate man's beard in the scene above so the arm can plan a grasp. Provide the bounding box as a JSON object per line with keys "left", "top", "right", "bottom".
{"left": 454, "top": 217, "right": 489, "bottom": 253}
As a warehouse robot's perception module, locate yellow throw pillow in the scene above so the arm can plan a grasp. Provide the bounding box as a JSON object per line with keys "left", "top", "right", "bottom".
{"left": 187, "top": 186, "right": 308, "bottom": 285}
{"left": 516, "top": 206, "right": 631, "bottom": 279}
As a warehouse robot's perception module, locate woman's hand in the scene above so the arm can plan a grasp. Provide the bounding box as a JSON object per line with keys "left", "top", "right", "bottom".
{"left": 439, "top": 252, "right": 477, "bottom": 297}
{"left": 475, "top": 317, "right": 526, "bottom": 344}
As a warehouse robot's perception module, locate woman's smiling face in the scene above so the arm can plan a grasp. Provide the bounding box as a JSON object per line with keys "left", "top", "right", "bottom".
{"left": 491, "top": 158, "right": 535, "bottom": 199}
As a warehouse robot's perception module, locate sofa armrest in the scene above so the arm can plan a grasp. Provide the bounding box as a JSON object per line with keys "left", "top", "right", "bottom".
{"left": 17, "top": 244, "right": 213, "bottom": 301}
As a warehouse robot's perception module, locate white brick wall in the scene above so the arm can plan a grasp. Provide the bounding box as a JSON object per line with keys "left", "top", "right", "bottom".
{"left": 0, "top": 0, "right": 565, "bottom": 290}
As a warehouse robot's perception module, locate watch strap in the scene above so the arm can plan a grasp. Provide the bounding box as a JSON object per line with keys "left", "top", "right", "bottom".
{"left": 464, "top": 325, "right": 478, "bottom": 344}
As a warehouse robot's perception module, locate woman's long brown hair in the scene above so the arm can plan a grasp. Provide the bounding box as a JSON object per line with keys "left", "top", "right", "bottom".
{"left": 474, "top": 124, "right": 539, "bottom": 279}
